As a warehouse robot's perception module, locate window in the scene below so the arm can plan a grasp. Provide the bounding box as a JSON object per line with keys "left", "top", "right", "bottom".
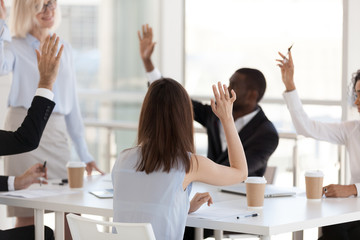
{"left": 185, "top": 0, "right": 343, "bottom": 189}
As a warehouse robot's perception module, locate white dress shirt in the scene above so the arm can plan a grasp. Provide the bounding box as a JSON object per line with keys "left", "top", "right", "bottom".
{"left": 219, "top": 109, "right": 259, "bottom": 151}
{"left": 283, "top": 89, "right": 360, "bottom": 196}
{"left": 0, "top": 20, "right": 93, "bottom": 165}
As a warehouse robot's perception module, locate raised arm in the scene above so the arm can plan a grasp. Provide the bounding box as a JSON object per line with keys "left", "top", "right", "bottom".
{"left": 0, "top": 34, "right": 62, "bottom": 155}
{"left": 185, "top": 82, "right": 248, "bottom": 187}
{"left": 277, "top": 50, "right": 347, "bottom": 144}
{"left": 138, "top": 24, "right": 156, "bottom": 72}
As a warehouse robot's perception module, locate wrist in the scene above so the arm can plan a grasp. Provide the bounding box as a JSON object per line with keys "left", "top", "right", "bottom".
{"left": 142, "top": 59, "right": 154, "bottom": 72}
{"left": 14, "top": 177, "right": 21, "bottom": 190}
{"left": 38, "top": 79, "right": 53, "bottom": 90}
{"left": 219, "top": 116, "right": 234, "bottom": 125}
{"left": 350, "top": 184, "right": 357, "bottom": 196}
{"left": 285, "top": 82, "right": 296, "bottom": 92}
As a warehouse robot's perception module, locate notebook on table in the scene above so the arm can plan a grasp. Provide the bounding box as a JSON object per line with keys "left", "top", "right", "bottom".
{"left": 220, "top": 183, "right": 296, "bottom": 198}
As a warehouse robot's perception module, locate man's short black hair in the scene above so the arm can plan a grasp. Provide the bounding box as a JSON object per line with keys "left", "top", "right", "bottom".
{"left": 235, "top": 68, "right": 266, "bottom": 102}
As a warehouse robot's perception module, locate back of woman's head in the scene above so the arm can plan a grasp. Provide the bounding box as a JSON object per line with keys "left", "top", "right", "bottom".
{"left": 137, "top": 78, "right": 194, "bottom": 174}
{"left": 10, "top": 0, "right": 61, "bottom": 38}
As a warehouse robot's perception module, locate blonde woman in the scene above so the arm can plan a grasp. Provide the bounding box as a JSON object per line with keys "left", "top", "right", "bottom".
{"left": 0, "top": 0, "right": 103, "bottom": 228}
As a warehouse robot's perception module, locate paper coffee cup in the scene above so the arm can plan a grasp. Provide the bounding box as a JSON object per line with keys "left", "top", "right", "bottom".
{"left": 66, "top": 162, "right": 86, "bottom": 188}
{"left": 245, "top": 177, "right": 267, "bottom": 208}
{"left": 305, "top": 170, "right": 324, "bottom": 200}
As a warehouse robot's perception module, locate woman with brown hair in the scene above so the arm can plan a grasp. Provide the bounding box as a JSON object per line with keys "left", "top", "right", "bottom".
{"left": 112, "top": 79, "right": 248, "bottom": 240}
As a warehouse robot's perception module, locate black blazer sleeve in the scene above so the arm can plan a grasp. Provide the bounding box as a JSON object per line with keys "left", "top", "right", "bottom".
{"left": 0, "top": 96, "right": 55, "bottom": 156}
{"left": 0, "top": 175, "right": 9, "bottom": 191}
{"left": 191, "top": 99, "right": 213, "bottom": 126}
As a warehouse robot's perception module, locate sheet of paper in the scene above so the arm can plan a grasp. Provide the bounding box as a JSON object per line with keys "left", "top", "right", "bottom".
{"left": 189, "top": 207, "right": 258, "bottom": 221}
{"left": 1, "top": 188, "right": 76, "bottom": 199}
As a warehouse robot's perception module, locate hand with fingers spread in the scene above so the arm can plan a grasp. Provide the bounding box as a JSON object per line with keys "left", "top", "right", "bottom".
{"left": 138, "top": 24, "right": 156, "bottom": 72}
{"left": 189, "top": 192, "right": 213, "bottom": 213}
{"left": 276, "top": 50, "right": 295, "bottom": 92}
{"left": 211, "top": 82, "right": 236, "bottom": 122}
{"left": 0, "top": 0, "right": 6, "bottom": 20}
{"left": 14, "top": 163, "right": 48, "bottom": 190}
{"left": 35, "top": 33, "right": 64, "bottom": 90}
{"left": 210, "top": 82, "right": 247, "bottom": 173}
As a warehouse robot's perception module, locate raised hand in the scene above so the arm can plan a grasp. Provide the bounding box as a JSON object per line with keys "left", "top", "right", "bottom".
{"left": 14, "top": 163, "right": 47, "bottom": 190}
{"left": 138, "top": 24, "right": 156, "bottom": 72}
{"left": 189, "top": 192, "right": 213, "bottom": 213}
{"left": 276, "top": 50, "right": 295, "bottom": 91}
{"left": 0, "top": 0, "right": 6, "bottom": 20}
{"left": 35, "top": 33, "right": 64, "bottom": 90}
{"left": 211, "top": 82, "right": 236, "bottom": 122}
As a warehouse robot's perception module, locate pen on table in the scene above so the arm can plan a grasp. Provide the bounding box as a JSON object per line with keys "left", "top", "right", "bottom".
{"left": 52, "top": 179, "right": 68, "bottom": 186}
{"left": 236, "top": 213, "right": 258, "bottom": 219}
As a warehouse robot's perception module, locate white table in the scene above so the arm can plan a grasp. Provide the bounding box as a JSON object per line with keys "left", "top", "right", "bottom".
{"left": 188, "top": 184, "right": 360, "bottom": 240}
{"left": 1, "top": 175, "right": 360, "bottom": 240}
{"left": 0, "top": 175, "right": 113, "bottom": 240}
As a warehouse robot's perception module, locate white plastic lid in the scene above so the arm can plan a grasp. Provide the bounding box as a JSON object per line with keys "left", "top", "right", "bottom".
{"left": 304, "top": 170, "right": 324, "bottom": 177}
{"left": 245, "top": 176, "right": 267, "bottom": 184}
{"left": 66, "top": 162, "right": 86, "bottom": 168}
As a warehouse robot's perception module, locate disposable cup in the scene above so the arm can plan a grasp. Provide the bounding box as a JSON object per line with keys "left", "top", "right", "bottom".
{"left": 245, "top": 177, "right": 267, "bottom": 208}
{"left": 66, "top": 162, "right": 86, "bottom": 188}
{"left": 305, "top": 170, "right": 324, "bottom": 200}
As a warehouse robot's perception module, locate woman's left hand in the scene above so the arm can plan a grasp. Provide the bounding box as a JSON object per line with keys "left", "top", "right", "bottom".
{"left": 211, "top": 82, "right": 236, "bottom": 123}
{"left": 323, "top": 184, "right": 357, "bottom": 198}
{"left": 189, "top": 192, "right": 213, "bottom": 213}
{"left": 86, "top": 161, "right": 105, "bottom": 175}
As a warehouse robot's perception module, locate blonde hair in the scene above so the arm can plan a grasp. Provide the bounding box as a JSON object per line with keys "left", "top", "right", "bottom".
{"left": 10, "top": 0, "right": 61, "bottom": 38}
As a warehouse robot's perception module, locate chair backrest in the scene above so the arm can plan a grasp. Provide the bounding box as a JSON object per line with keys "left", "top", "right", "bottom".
{"left": 66, "top": 214, "right": 156, "bottom": 240}
{"left": 264, "top": 166, "right": 277, "bottom": 184}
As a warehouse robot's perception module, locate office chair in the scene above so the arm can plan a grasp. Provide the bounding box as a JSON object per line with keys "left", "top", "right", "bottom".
{"left": 66, "top": 213, "right": 156, "bottom": 240}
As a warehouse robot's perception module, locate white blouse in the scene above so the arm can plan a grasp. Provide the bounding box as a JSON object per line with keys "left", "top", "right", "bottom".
{"left": 0, "top": 20, "right": 93, "bottom": 163}
{"left": 283, "top": 90, "right": 360, "bottom": 196}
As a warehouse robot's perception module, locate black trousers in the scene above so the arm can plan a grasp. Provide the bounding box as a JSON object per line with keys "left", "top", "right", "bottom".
{"left": 320, "top": 221, "right": 360, "bottom": 240}
{"left": 0, "top": 225, "right": 54, "bottom": 240}
{"left": 183, "top": 226, "right": 213, "bottom": 240}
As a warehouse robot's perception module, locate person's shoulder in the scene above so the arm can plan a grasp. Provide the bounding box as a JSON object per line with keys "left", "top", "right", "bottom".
{"left": 251, "top": 110, "right": 279, "bottom": 136}
{"left": 113, "top": 147, "right": 140, "bottom": 169}
{"left": 8, "top": 36, "right": 25, "bottom": 48}
{"left": 119, "top": 146, "right": 140, "bottom": 156}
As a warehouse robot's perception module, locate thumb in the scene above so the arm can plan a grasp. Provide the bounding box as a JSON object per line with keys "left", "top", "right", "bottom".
{"left": 35, "top": 50, "right": 41, "bottom": 65}
{"left": 210, "top": 99, "right": 216, "bottom": 113}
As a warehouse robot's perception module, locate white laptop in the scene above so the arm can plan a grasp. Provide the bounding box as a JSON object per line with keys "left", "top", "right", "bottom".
{"left": 220, "top": 183, "right": 296, "bottom": 198}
